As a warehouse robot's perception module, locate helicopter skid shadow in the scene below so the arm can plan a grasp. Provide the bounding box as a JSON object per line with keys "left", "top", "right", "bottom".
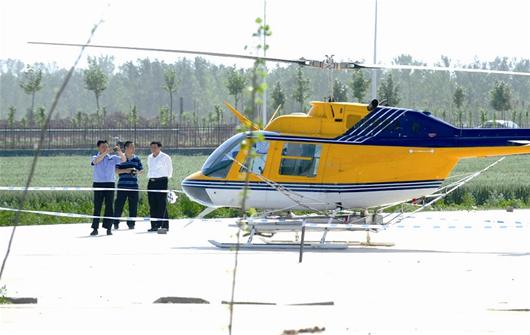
{"left": 171, "top": 245, "right": 529, "bottom": 257}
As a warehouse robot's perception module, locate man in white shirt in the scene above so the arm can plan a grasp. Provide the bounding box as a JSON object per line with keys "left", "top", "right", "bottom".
{"left": 147, "top": 141, "right": 173, "bottom": 232}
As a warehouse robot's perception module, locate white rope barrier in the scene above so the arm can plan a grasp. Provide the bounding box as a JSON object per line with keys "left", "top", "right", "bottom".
{"left": 0, "top": 186, "right": 184, "bottom": 193}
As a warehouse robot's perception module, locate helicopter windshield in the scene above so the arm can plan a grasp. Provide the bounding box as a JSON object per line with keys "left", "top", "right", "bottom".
{"left": 201, "top": 132, "right": 245, "bottom": 178}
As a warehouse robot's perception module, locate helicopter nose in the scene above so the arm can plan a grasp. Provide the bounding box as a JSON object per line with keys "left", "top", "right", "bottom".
{"left": 181, "top": 175, "right": 214, "bottom": 207}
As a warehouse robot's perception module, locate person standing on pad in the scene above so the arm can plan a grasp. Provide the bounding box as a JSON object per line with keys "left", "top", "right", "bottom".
{"left": 90, "top": 140, "right": 125, "bottom": 236}
{"left": 113, "top": 141, "right": 143, "bottom": 230}
{"left": 147, "top": 141, "right": 173, "bottom": 233}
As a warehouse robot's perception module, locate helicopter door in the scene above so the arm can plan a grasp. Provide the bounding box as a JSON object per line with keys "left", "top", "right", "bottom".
{"left": 242, "top": 141, "right": 270, "bottom": 208}
{"left": 273, "top": 142, "right": 327, "bottom": 209}
{"left": 247, "top": 141, "right": 270, "bottom": 175}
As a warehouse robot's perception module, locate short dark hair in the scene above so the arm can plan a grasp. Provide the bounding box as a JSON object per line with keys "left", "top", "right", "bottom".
{"left": 96, "top": 140, "right": 108, "bottom": 147}
{"left": 150, "top": 141, "right": 162, "bottom": 147}
{"left": 124, "top": 141, "right": 134, "bottom": 148}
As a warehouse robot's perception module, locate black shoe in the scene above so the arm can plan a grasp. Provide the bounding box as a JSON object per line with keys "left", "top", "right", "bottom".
{"left": 106, "top": 229, "right": 112, "bottom": 235}
{"left": 128, "top": 226, "right": 135, "bottom": 230}
{"left": 113, "top": 224, "right": 119, "bottom": 230}
{"left": 147, "top": 228, "right": 158, "bottom": 232}
{"left": 90, "top": 229, "right": 98, "bottom": 236}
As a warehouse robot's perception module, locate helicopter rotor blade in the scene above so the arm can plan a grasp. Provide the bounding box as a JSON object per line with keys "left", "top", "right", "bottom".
{"left": 342, "top": 62, "right": 530, "bottom": 77}
{"left": 26, "top": 41, "right": 363, "bottom": 70}
{"left": 28, "top": 41, "right": 530, "bottom": 77}
{"left": 27, "top": 41, "right": 307, "bottom": 65}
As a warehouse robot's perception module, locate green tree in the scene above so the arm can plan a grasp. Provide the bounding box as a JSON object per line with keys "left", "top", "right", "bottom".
{"left": 226, "top": 67, "right": 247, "bottom": 109}
{"left": 206, "top": 112, "right": 214, "bottom": 124}
{"left": 214, "top": 104, "right": 223, "bottom": 124}
{"left": 511, "top": 110, "right": 518, "bottom": 125}
{"left": 159, "top": 106, "right": 169, "bottom": 127}
{"left": 271, "top": 81, "right": 286, "bottom": 113}
{"left": 453, "top": 86, "right": 465, "bottom": 127}
{"left": 73, "top": 111, "right": 84, "bottom": 127}
{"left": 453, "top": 86, "right": 465, "bottom": 109}
{"left": 36, "top": 106, "right": 46, "bottom": 127}
{"left": 84, "top": 57, "right": 108, "bottom": 115}
{"left": 162, "top": 67, "right": 178, "bottom": 125}
{"left": 100, "top": 106, "right": 107, "bottom": 126}
{"left": 378, "top": 73, "right": 400, "bottom": 106}
{"left": 292, "top": 67, "right": 310, "bottom": 112}
{"left": 180, "top": 111, "right": 193, "bottom": 124}
{"left": 332, "top": 79, "right": 348, "bottom": 102}
{"left": 490, "top": 81, "right": 512, "bottom": 120}
{"left": 479, "top": 108, "right": 487, "bottom": 126}
{"left": 192, "top": 111, "right": 199, "bottom": 126}
{"left": 7, "top": 106, "right": 16, "bottom": 128}
{"left": 128, "top": 105, "right": 139, "bottom": 128}
{"left": 350, "top": 71, "right": 369, "bottom": 102}
{"left": 19, "top": 65, "right": 43, "bottom": 125}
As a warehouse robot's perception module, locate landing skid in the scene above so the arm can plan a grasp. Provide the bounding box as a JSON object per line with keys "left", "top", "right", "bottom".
{"left": 268, "top": 239, "right": 395, "bottom": 248}
{"left": 210, "top": 210, "right": 394, "bottom": 262}
{"left": 208, "top": 240, "right": 348, "bottom": 250}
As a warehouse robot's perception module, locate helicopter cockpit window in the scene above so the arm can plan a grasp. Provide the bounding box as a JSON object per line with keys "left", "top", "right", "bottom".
{"left": 241, "top": 141, "right": 270, "bottom": 175}
{"left": 201, "top": 133, "right": 244, "bottom": 178}
{"left": 279, "top": 143, "right": 321, "bottom": 177}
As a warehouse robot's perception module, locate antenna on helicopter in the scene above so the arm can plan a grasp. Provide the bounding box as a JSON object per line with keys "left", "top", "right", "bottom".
{"left": 323, "top": 55, "right": 336, "bottom": 101}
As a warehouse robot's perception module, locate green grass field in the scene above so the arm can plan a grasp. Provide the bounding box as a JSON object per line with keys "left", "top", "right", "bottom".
{"left": 0, "top": 154, "right": 219, "bottom": 226}
{"left": 448, "top": 156, "right": 530, "bottom": 188}
{"left": 0, "top": 154, "right": 529, "bottom": 225}
{"left": 441, "top": 155, "right": 530, "bottom": 208}
{"left": 0, "top": 155, "right": 207, "bottom": 189}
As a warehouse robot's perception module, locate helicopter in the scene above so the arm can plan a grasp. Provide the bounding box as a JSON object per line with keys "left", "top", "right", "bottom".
{"left": 182, "top": 98, "right": 530, "bottom": 210}
{"left": 29, "top": 42, "right": 530, "bottom": 252}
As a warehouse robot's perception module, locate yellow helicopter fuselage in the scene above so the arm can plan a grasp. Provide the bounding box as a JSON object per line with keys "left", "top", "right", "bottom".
{"left": 182, "top": 101, "right": 530, "bottom": 210}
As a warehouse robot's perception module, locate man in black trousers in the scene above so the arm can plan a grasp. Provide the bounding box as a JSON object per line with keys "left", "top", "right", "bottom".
{"left": 147, "top": 141, "right": 173, "bottom": 233}
{"left": 114, "top": 141, "right": 143, "bottom": 230}
{"left": 90, "top": 140, "right": 125, "bottom": 236}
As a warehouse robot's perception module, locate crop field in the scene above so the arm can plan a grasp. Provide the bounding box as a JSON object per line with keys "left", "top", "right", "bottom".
{"left": 0, "top": 155, "right": 213, "bottom": 226}
{"left": 0, "top": 154, "right": 529, "bottom": 225}
{"left": 0, "top": 154, "right": 207, "bottom": 189}
{"left": 441, "top": 155, "right": 530, "bottom": 208}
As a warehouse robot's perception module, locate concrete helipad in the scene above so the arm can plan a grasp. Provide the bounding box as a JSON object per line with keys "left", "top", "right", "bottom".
{"left": 0, "top": 210, "right": 529, "bottom": 334}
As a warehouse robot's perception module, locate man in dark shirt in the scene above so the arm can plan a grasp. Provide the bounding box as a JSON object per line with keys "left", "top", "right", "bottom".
{"left": 113, "top": 141, "right": 143, "bottom": 230}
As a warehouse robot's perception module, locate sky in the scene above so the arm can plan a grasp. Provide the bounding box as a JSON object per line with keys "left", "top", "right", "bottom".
{"left": 0, "top": 0, "right": 529, "bottom": 70}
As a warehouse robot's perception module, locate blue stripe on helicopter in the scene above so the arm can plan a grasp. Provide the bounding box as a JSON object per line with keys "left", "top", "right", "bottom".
{"left": 261, "top": 106, "right": 530, "bottom": 148}
{"left": 181, "top": 179, "right": 442, "bottom": 193}
{"left": 182, "top": 179, "right": 443, "bottom": 187}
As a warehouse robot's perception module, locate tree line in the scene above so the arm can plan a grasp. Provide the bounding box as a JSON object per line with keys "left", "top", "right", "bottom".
{"left": 0, "top": 55, "right": 528, "bottom": 128}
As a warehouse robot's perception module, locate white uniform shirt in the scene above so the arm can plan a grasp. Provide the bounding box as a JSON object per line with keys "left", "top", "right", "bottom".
{"left": 147, "top": 151, "right": 173, "bottom": 178}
